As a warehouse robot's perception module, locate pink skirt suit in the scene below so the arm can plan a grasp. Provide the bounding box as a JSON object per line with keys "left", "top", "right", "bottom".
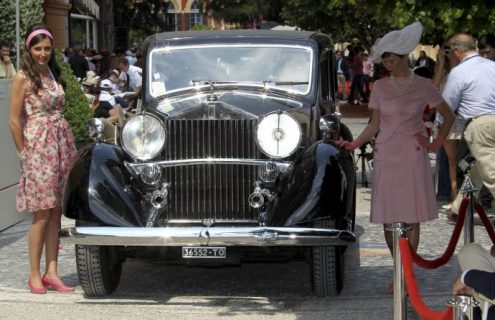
{"left": 368, "top": 75, "right": 444, "bottom": 224}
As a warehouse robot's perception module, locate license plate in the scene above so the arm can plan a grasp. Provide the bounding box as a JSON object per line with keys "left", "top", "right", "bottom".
{"left": 182, "top": 247, "right": 226, "bottom": 259}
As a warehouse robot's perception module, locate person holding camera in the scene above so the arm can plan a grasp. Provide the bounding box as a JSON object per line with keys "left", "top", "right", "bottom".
{"left": 0, "top": 41, "right": 16, "bottom": 79}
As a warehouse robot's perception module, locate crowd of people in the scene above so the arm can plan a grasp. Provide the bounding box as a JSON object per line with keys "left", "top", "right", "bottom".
{"left": 64, "top": 44, "right": 143, "bottom": 135}
{"left": 335, "top": 40, "right": 437, "bottom": 106}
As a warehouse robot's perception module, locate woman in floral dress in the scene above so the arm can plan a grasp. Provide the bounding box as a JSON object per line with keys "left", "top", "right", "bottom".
{"left": 334, "top": 22, "right": 456, "bottom": 293}
{"left": 9, "top": 23, "right": 77, "bottom": 294}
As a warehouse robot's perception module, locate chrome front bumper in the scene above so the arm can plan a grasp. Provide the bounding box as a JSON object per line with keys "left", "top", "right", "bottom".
{"left": 59, "top": 226, "right": 355, "bottom": 246}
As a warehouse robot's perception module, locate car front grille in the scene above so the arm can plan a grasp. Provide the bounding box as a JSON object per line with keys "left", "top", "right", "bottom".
{"left": 162, "top": 119, "right": 260, "bottom": 222}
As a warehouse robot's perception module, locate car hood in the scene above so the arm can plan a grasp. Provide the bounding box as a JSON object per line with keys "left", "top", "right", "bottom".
{"left": 153, "top": 91, "right": 308, "bottom": 119}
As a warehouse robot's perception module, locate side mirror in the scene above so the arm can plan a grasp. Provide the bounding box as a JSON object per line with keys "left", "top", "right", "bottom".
{"left": 319, "top": 114, "right": 340, "bottom": 140}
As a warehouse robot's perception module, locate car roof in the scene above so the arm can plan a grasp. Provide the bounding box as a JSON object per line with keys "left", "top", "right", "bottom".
{"left": 143, "top": 30, "right": 333, "bottom": 52}
{"left": 152, "top": 30, "right": 319, "bottom": 42}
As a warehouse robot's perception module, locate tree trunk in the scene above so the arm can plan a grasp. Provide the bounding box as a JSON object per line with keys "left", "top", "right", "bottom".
{"left": 98, "top": 0, "right": 114, "bottom": 51}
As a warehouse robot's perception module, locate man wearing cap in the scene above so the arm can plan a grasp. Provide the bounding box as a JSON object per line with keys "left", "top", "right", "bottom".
{"left": 443, "top": 33, "right": 495, "bottom": 218}
{"left": 102, "top": 75, "right": 130, "bottom": 110}
{"left": 99, "top": 79, "right": 116, "bottom": 106}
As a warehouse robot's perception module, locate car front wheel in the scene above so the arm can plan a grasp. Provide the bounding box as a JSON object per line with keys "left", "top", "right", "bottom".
{"left": 310, "top": 219, "right": 345, "bottom": 297}
{"left": 75, "top": 221, "right": 124, "bottom": 297}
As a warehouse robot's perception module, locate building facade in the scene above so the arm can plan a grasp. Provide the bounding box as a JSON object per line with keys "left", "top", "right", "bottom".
{"left": 165, "top": 0, "right": 204, "bottom": 31}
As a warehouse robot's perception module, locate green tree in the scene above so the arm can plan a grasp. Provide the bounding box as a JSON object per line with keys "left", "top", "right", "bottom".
{"left": 281, "top": 0, "right": 391, "bottom": 49}
{"left": 57, "top": 53, "right": 93, "bottom": 143}
{"left": 368, "top": 0, "right": 495, "bottom": 44}
{"left": 280, "top": 0, "right": 495, "bottom": 46}
{"left": 0, "top": 0, "right": 44, "bottom": 60}
{"left": 206, "top": 0, "right": 284, "bottom": 28}
{"left": 114, "top": 0, "right": 170, "bottom": 47}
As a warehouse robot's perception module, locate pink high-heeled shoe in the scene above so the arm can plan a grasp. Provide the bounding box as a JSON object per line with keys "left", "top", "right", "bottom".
{"left": 41, "top": 275, "right": 75, "bottom": 292}
{"left": 27, "top": 279, "right": 47, "bottom": 294}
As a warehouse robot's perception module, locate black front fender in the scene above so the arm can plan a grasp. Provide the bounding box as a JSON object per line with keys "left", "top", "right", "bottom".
{"left": 269, "top": 141, "right": 355, "bottom": 227}
{"left": 63, "top": 143, "right": 143, "bottom": 226}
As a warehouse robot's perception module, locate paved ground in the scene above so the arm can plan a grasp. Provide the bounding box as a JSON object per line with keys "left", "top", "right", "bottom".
{"left": 0, "top": 110, "right": 493, "bottom": 319}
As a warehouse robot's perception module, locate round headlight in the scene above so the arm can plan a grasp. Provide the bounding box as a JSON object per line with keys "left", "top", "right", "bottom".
{"left": 256, "top": 113, "right": 302, "bottom": 158}
{"left": 122, "top": 114, "right": 166, "bottom": 160}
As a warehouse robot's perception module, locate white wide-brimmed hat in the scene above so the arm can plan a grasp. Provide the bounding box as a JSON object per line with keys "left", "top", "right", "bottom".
{"left": 371, "top": 21, "right": 423, "bottom": 63}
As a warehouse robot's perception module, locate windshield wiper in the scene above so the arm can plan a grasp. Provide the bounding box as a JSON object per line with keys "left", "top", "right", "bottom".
{"left": 190, "top": 80, "right": 238, "bottom": 86}
{"left": 189, "top": 80, "right": 238, "bottom": 101}
{"left": 262, "top": 80, "right": 309, "bottom": 86}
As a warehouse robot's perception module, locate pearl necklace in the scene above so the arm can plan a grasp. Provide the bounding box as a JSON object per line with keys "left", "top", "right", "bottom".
{"left": 389, "top": 69, "right": 414, "bottom": 91}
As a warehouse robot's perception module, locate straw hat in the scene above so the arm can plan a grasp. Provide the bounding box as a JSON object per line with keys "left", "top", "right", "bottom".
{"left": 82, "top": 70, "right": 100, "bottom": 86}
{"left": 82, "top": 76, "right": 99, "bottom": 86}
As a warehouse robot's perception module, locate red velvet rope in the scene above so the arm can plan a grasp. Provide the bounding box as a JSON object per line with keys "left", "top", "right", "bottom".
{"left": 400, "top": 238, "right": 453, "bottom": 320}
{"left": 409, "top": 196, "right": 469, "bottom": 269}
{"left": 396, "top": 197, "right": 495, "bottom": 319}
{"left": 474, "top": 203, "right": 495, "bottom": 244}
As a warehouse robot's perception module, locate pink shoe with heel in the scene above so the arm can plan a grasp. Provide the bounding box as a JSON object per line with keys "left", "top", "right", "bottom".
{"left": 42, "top": 275, "right": 75, "bottom": 292}
{"left": 27, "top": 279, "right": 47, "bottom": 294}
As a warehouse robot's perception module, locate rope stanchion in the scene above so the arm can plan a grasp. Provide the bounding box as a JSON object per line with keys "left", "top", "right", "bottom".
{"left": 474, "top": 203, "right": 495, "bottom": 245}
{"left": 409, "top": 196, "right": 469, "bottom": 269}
{"left": 399, "top": 238, "right": 453, "bottom": 320}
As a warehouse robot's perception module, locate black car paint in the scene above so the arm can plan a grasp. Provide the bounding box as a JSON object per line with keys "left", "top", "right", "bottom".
{"left": 63, "top": 30, "right": 354, "bottom": 232}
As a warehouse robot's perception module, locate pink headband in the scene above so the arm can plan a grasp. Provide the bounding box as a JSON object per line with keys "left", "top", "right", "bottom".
{"left": 25, "top": 29, "right": 53, "bottom": 49}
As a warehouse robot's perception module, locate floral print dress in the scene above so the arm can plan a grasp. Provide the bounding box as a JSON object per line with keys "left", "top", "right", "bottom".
{"left": 16, "top": 70, "right": 77, "bottom": 212}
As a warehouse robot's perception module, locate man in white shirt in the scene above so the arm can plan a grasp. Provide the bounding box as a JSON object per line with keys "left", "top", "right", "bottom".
{"left": 118, "top": 57, "right": 142, "bottom": 96}
{"left": 0, "top": 42, "right": 15, "bottom": 79}
{"left": 443, "top": 33, "right": 495, "bottom": 216}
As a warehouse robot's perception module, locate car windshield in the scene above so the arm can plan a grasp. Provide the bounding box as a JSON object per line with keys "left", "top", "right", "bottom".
{"left": 148, "top": 44, "right": 313, "bottom": 97}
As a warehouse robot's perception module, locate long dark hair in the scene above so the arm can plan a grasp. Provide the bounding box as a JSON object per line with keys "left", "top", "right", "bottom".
{"left": 21, "top": 23, "right": 63, "bottom": 93}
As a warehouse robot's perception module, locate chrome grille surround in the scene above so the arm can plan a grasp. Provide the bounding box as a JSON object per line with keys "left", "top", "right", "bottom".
{"left": 166, "top": 119, "right": 257, "bottom": 222}
{"left": 128, "top": 119, "right": 287, "bottom": 223}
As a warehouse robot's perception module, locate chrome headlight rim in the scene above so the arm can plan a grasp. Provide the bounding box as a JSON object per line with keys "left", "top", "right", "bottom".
{"left": 255, "top": 111, "right": 302, "bottom": 159}
{"left": 121, "top": 113, "right": 166, "bottom": 160}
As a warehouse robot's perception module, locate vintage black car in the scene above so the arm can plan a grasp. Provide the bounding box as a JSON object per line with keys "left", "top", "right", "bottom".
{"left": 60, "top": 30, "right": 356, "bottom": 297}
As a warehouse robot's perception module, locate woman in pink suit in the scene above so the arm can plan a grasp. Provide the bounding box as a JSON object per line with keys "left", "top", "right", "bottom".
{"left": 9, "top": 23, "right": 77, "bottom": 294}
{"left": 335, "top": 22, "right": 455, "bottom": 292}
